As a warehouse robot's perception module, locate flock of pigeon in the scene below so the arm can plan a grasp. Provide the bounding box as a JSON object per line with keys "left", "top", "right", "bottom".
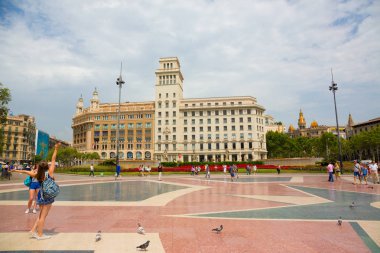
{"left": 94, "top": 223, "right": 223, "bottom": 251}
{"left": 94, "top": 201, "right": 358, "bottom": 250}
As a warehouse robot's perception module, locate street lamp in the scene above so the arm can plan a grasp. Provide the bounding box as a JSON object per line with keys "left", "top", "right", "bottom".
{"left": 329, "top": 69, "right": 343, "bottom": 173}
{"left": 115, "top": 63, "right": 125, "bottom": 171}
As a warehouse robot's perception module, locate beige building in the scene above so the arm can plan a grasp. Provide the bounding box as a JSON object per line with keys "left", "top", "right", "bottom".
{"left": 72, "top": 89, "right": 155, "bottom": 161}
{"left": 288, "top": 109, "right": 345, "bottom": 139}
{"left": 265, "top": 115, "right": 285, "bottom": 133}
{"left": 0, "top": 114, "right": 36, "bottom": 162}
{"left": 154, "top": 57, "right": 267, "bottom": 162}
{"left": 346, "top": 114, "right": 380, "bottom": 139}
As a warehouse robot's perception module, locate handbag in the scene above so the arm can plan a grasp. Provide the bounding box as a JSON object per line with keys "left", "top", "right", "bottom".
{"left": 24, "top": 176, "right": 31, "bottom": 187}
{"left": 41, "top": 172, "right": 60, "bottom": 200}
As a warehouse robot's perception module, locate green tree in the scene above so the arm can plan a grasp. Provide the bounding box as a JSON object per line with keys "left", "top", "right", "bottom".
{"left": 0, "top": 83, "right": 11, "bottom": 156}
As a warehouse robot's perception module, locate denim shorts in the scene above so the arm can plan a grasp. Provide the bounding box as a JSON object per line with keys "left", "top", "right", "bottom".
{"left": 354, "top": 171, "right": 360, "bottom": 177}
{"left": 29, "top": 182, "right": 41, "bottom": 190}
{"left": 36, "top": 191, "right": 55, "bottom": 205}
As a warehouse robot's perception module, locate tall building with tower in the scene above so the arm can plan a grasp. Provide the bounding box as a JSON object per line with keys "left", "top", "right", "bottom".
{"left": 72, "top": 57, "right": 268, "bottom": 165}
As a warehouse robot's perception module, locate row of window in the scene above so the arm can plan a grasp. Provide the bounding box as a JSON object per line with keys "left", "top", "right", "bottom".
{"left": 157, "top": 141, "right": 261, "bottom": 151}
{"left": 93, "top": 114, "right": 152, "bottom": 121}
{"left": 100, "top": 151, "right": 152, "bottom": 159}
{"left": 157, "top": 132, "right": 256, "bottom": 141}
{"left": 159, "top": 75, "right": 177, "bottom": 85}
{"left": 94, "top": 123, "right": 152, "bottom": 130}
{"left": 94, "top": 143, "right": 152, "bottom": 150}
{"left": 183, "top": 109, "right": 254, "bottom": 117}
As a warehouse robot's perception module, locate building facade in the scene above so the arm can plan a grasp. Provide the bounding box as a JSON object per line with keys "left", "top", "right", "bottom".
{"left": 72, "top": 57, "right": 268, "bottom": 163}
{"left": 72, "top": 89, "right": 155, "bottom": 161}
{"left": 0, "top": 114, "right": 36, "bottom": 162}
{"left": 346, "top": 114, "right": 380, "bottom": 139}
{"left": 154, "top": 57, "right": 267, "bottom": 162}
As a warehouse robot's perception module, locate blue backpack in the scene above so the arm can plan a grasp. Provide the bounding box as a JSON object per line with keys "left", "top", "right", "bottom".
{"left": 41, "top": 172, "right": 60, "bottom": 200}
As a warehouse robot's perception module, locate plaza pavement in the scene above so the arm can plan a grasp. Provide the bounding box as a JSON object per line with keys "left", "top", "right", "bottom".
{"left": 0, "top": 172, "right": 379, "bottom": 253}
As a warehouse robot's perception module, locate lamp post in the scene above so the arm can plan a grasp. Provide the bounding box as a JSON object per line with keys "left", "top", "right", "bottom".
{"left": 329, "top": 69, "right": 343, "bottom": 173}
{"left": 115, "top": 63, "right": 125, "bottom": 171}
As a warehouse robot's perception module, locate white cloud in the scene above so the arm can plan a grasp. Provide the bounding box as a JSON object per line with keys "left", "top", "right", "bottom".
{"left": 1, "top": 0, "right": 379, "bottom": 140}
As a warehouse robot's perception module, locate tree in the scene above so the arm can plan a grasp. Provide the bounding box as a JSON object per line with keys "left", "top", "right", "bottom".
{"left": 0, "top": 83, "right": 11, "bottom": 156}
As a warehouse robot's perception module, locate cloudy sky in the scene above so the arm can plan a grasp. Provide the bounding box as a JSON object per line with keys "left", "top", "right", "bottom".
{"left": 1, "top": 0, "right": 379, "bottom": 142}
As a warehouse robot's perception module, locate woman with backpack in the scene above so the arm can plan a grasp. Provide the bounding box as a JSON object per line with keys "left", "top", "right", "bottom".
{"left": 12, "top": 143, "right": 61, "bottom": 240}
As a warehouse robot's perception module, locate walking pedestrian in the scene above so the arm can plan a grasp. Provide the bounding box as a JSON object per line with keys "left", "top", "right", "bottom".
{"left": 334, "top": 162, "right": 341, "bottom": 181}
{"left": 89, "top": 164, "right": 95, "bottom": 177}
{"left": 158, "top": 163, "right": 163, "bottom": 181}
{"left": 353, "top": 160, "right": 361, "bottom": 185}
{"left": 369, "top": 161, "right": 379, "bottom": 184}
{"left": 277, "top": 165, "right": 281, "bottom": 175}
{"left": 327, "top": 162, "right": 334, "bottom": 182}
{"left": 205, "top": 164, "right": 210, "bottom": 179}
{"left": 25, "top": 164, "right": 40, "bottom": 214}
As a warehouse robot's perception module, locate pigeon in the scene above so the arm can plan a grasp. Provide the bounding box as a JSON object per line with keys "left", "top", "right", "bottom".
{"left": 368, "top": 186, "right": 374, "bottom": 189}
{"left": 337, "top": 217, "right": 342, "bottom": 226}
{"left": 95, "top": 230, "right": 101, "bottom": 242}
{"left": 136, "top": 240, "right": 150, "bottom": 251}
{"left": 137, "top": 223, "right": 145, "bottom": 235}
{"left": 212, "top": 225, "right": 223, "bottom": 234}
{"left": 349, "top": 202, "right": 355, "bottom": 208}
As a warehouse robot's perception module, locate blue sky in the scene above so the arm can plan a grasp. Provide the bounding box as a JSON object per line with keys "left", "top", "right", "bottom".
{"left": 0, "top": 0, "right": 379, "bottom": 142}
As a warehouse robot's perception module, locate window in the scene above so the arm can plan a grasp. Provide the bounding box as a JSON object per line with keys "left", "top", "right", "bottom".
{"left": 216, "top": 134, "right": 219, "bottom": 139}
{"left": 231, "top": 110, "right": 235, "bottom": 115}
{"left": 223, "top": 110, "right": 227, "bottom": 115}
{"left": 207, "top": 119, "right": 211, "bottom": 124}
{"left": 232, "top": 126, "right": 236, "bottom": 131}
{"left": 248, "top": 117, "right": 252, "bottom": 122}
{"left": 232, "top": 133, "right": 236, "bottom": 139}
{"left": 158, "top": 120, "right": 161, "bottom": 125}
{"left": 207, "top": 111, "right": 211, "bottom": 116}
{"left": 223, "top": 118, "right": 227, "bottom": 124}
{"left": 216, "top": 126, "right": 219, "bottom": 131}
{"left": 200, "top": 127, "right": 203, "bottom": 132}
{"left": 239, "top": 117, "right": 243, "bottom": 123}
{"left": 192, "top": 111, "right": 195, "bottom": 116}
{"left": 199, "top": 119, "right": 203, "bottom": 124}
{"left": 208, "top": 126, "right": 211, "bottom": 131}
{"left": 192, "top": 119, "right": 195, "bottom": 125}
{"left": 165, "top": 111, "right": 169, "bottom": 117}
{"left": 165, "top": 102, "right": 169, "bottom": 108}
{"left": 224, "top": 126, "right": 227, "bottom": 131}
{"left": 200, "top": 134, "right": 204, "bottom": 140}
{"left": 173, "top": 93, "right": 176, "bottom": 98}
{"left": 215, "top": 118, "right": 219, "bottom": 124}
{"left": 145, "top": 122, "right": 152, "bottom": 128}
{"left": 240, "top": 133, "right": 244, "bottom": 139}
{"left": 200, "top": 143, "right": 203, "bottom": 150}
{"left": 173, "top": 102, "right": 176, "bottom": 108}
{"left": 184, "top": 135, "right": 188, "bottom": 140}
{"left": 216, "top": 143, "right": 220, "bottom": 150}
{"left": 208, "top": 134, "right": 212, "bottom": 140}
{"left": 173, "top": 111, "right": 176, "bottom": 117}
{"left": 184, "top": 112, "right": 188, "bottom": 117}
{"left": 173, "top": 127, "right": 176, "bottom": 133}
{"left": 208, "top": 143, "right": 212, "bottom": 150}
{"left": 199, "top": 111, "right": 203, "bottom": 116}
{"left": 159, "top": 93, "right": 161, "bottom": 98}
{"left": 215, "top": 110, "right": 219, "bottom": 115}
{"left": 184, "top": 119, "right": 188, "bottom": 125}
{"left": 192, "top": 127, "right": 195, "bottom": 132}
{"left": 231, "top": 118, "right": 235, "bottom": 123}
{"left": 192, "top": 135, "right": 196, "bottom": 140}
{"left": 248, "top": 125, "right": 252, "bottom": 130}
{"left": 166, "top": 93, "right": 169, "bottom": 98}
{"left": 232, "top": 143, "right": 236, "bottom": 149}
{"left": 224, "top": 133, "right": 228, "bottom": 139}
{"left": 240, "top": 125, "right": 244, "bottom": 131}
{"left": 184, "top": 127, "right": 188, "bottom": 132}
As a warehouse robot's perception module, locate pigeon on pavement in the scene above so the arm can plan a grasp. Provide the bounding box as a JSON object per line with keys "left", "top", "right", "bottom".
{"left": 212, "top": 225, "right": 223, "bottom": 234}
{"left": 137, "top": 223, "right": 145, "bottom": 235}
{"left": 137, "top": 240, "right": 150, "bottom": 251}
{"left": 337, "top": 217, "right": 342, "bottom": 226}
{"left": 349, "top": 201, "right": 355, "bottom": 208}
{"left": 95, "top": 230, "right": 101, "bottom": 242}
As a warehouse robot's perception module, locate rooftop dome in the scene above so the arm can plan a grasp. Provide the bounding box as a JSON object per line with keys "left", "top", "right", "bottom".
{"left": 310, "top": 120, "right": 318, "bottom": 128}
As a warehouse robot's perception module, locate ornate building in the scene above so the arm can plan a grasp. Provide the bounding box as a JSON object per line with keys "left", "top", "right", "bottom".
{"left": 0, "top": 114, "right": 36, "bottom": 162}
{"left": 288, "top": 109, "right": 345, "bottom": 139}
{"left": 154, "top": 57, "right": 267, "bottom": 162}
{"left": 72, "top": 57, "right": 268, "bottom": 164}
{"left": 72, "top": 89, "right": 155, "bottom": 161}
